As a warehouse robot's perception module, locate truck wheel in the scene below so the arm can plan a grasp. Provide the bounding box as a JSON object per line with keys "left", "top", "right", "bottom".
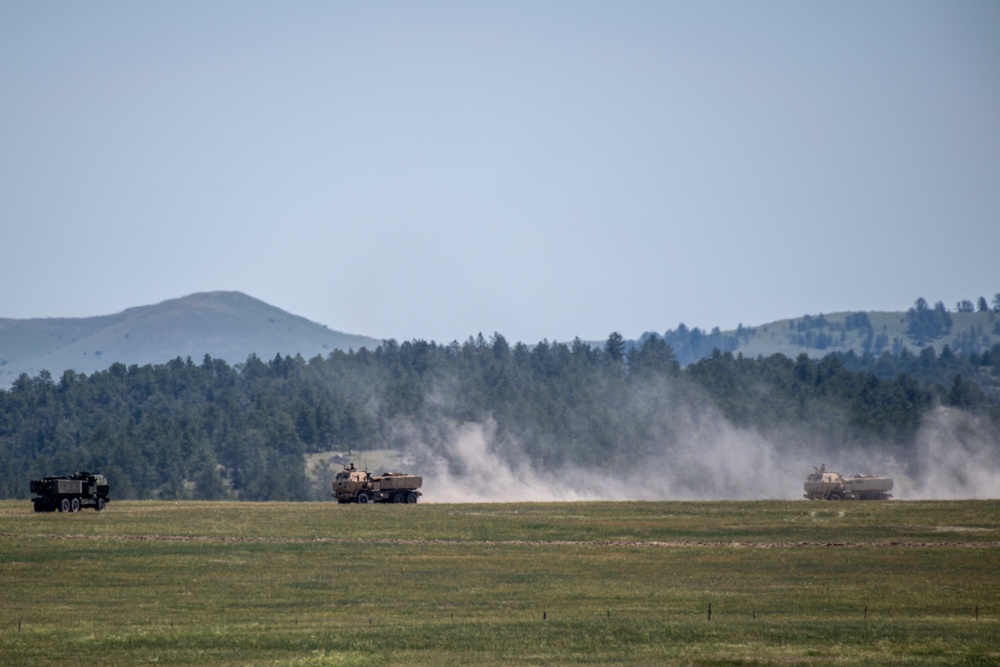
{"left": 356, "top": 492, "right": 370, "bottom": 504}
{"left": 60, "top": 498, "right": 71, "bottom": 513}
{"left": 71, "top": 497, "right": 81, "bottom": 512}
{"left": 406, "top": 492, "right": 418, "bottom": 504}
{"left": 392, "top": 493, "right": 405, "bottom": 503}
{"left": 96, "top": 498, "right": 106, "bottom": 511}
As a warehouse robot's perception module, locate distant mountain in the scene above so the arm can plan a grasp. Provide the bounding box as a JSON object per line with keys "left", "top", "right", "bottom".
{"left": 0, "top": 291, "right": 381, "bottom": 385}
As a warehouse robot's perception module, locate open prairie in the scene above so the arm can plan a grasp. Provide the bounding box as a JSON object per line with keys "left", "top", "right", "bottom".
{"left": 1, "top": 499, "right": 998, "bottom": 666}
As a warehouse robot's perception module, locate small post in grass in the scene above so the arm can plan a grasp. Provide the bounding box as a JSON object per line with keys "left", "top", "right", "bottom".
{"left": 707, "top": 603, "right": 712, "bottom": 622}
{"left": 864, "top": 605, "right": 868, "bottom": 619}
{"left": 975, "top": 606, "right": 979, "bottom": 622}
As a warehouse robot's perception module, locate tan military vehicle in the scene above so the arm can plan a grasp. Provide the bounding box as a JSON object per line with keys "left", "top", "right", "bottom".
{"left": 804, "top": 464, "right": 893, "bottom": 500}
{"left": 332, "top": 464, "right": 422, "bottom": 504}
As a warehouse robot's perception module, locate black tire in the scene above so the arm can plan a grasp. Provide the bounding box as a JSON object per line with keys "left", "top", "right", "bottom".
{"left": 60, "top": 498, "right": 71, "bottom": 513}
{"left": 406, "top": 492, "right": 418, "bottom": 504}
{"left": 393, "top": 493, "right": 406, "bottom": 503}
{"left": 356, "top": 492, "right": 370, "bottom": 504}
{"left": 96, "top": 497, "right": 106, "bottom": 511}
{"left": 70, "top": 497, "right": 81, "bottom": 512}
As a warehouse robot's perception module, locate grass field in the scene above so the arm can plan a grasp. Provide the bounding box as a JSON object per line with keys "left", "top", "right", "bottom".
{"left": 1, "top": 499, "right": 998, "bottom": 666}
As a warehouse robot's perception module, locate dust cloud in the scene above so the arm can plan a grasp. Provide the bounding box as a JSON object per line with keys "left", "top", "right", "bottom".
{"left": 900, "top": 407, "right": 1000, "bottom": 499}
{"left": 397, "top": 404, "right": 1000, "bottom": 503}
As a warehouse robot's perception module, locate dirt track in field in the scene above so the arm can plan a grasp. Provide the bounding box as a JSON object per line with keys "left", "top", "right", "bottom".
{"left": 3, "top": 532, "right": 998, "bottom": 549}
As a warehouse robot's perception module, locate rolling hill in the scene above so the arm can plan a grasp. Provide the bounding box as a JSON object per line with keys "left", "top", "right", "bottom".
{"left": 729, "top": 310, "right": 997, "bottom": 357}
{"left": 3, "top": 291, "right": 998, "bottom": 388}
{"left": 0, "top": 291, "right": 381, "bottom": 385}
{"left": 652, "top": 307, "right": 1000, "bottom": 366}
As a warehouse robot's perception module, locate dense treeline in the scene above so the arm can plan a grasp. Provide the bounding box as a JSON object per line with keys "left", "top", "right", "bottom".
{"left": 829, "top": 345, "right": 1000, "bottom": 407}
{"left": 2, "top": 334, "right": 999, "bottom": 500}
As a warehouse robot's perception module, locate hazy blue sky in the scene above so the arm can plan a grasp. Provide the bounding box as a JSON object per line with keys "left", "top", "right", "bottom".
{"left": 3, "top": 1, "right": 998, "bottom": 344}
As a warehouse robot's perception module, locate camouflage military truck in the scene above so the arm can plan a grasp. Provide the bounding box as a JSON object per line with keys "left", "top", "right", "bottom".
{"left": 30, "top": 471, "right": 110, "bottom": 512}
{"left": 332, "top": 464, "right": 422, "bottom": 504}
{"left": 804, "top": 464, "right": 893, "bottom": 500}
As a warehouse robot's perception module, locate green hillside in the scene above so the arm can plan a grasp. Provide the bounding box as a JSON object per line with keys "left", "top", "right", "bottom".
{"left": 735, "top": 310, "right": 999, "bottom": 359}
{"left": 653, "top": 300, "right": 999, "bottom": 367}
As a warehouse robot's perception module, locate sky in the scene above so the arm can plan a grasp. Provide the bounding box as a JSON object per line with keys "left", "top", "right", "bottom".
{"left": 2, "top": 1, "right": 999, "bottom": 345}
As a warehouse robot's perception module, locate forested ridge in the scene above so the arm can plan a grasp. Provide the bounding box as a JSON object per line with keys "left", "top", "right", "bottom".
{"left": 2, "top": 333, "right": 999, "bottom": 501}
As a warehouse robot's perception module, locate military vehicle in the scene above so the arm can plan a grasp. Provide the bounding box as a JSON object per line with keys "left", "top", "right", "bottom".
{"left": 30, "top": 471, "right": 110, "bottom": 512}
{"left": 332, "top": 464, "right": 422, "bottom": 504}
{"left": 803, "top": 464, "right": 893, "bottom": 500}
